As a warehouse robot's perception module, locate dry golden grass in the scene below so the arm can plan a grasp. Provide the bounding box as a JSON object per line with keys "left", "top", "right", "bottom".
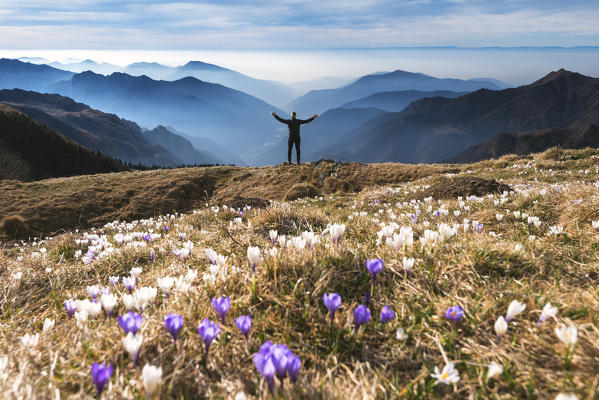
{"left": 0, "top": 148, "right": 599, "bottom": 399}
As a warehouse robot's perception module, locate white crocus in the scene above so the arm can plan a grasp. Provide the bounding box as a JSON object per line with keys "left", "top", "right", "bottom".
{"left": 592, "top": 220, "right": 599, "bottom": 230}
{"left": 42, "top": 318, "right": 55, "bottom": 333}
{"left": 133, "top": 287, "right": 158, "bottom": 312}
{"left": 86, "top": 285, "right": 100, "bottom": 299}
{"left": 157, "top": 277, "right": 175, "bottom": 295}
{"left": 247, "top": 246, "right": 261, "bottom": 267}
{"left": 538, "top": 303, "right": 558, "bottom": 323}
{"left": 496, "top": 213, "right": 504, "bottom": 222}
{"left": 555, "top": 324, "right": 578, "bottom": 347}
{"left": 555, "top": 393, "right": 578, "bottom": 400}
{"left": 514, "top": 244, "right": 523, "bottom": 251}
{"left": 395, "top": 327, "right": 408, "bottom": 341}
{"left": 329, "top": 223, "right": 346, "bottom": 244}
{"left": 487, "top": 361, "right": 503, "bottom": 380}
{"left": 20, "top": 333, "right": 39, "bottom": 348}
{"left": 505, "top": 300, "right": 526, "bottom": 322}
{"left": 291, "top": 236, "right": 306, "bottom": 250}
{"left": 205, "top": 248, "right": 218, "bottom": 264}
{"left": 100, "top": 293, "right": 118, "bottom": 315}
{"left": 431, "top": 362, "right": 460, "bottom": 384}
{"left": 495, "top": 316, "right": 508, "bottom": 336}
{"left": 122, "top": 294, "right": 136, "bottom": 310}
{"left": 141, "top": 364, "right": 162, "bottom": 396}
{"left": 130, "top": 267, "right": 143, "bottom": 279}
{"left": 215, "top": 254, "right": 228, "bottom": 267}
{"left": 548, "top": 225, "right": 564, "bottom": 236}
{"left": 269, "top": 230, "right": 278, "bottom": 244}
{"left": 402, "top": 257, "right": 415, "bottom": 274}
{"left": 123, "top": 332, "right": 143, "bottom": 362}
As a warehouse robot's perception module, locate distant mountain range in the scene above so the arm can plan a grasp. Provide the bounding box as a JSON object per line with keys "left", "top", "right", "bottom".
{"left": 0, "top": 103, "right": 126, "bottom": 181}
{"left": 0, "top": 58, "right": 73, "bottom": 91}
{"left": 288, "top": 70, "right": 510, "bottom": 115}
{"left": 0, "top": 89, "right": 221, "bottom": 167}
{"left": 49, "top": 70, "right": 283, "bottom": 162}
{"left": 450, "top": 124, "right": 599, "bottom": 163}
{"left": 43, "top": 59, "right": 296, "bottom": 107}
{"left": 340, "top": 90, "right": 468, "bottom": 112}
{"left": 314, "top": 69, "right": 599, "bottom": 163}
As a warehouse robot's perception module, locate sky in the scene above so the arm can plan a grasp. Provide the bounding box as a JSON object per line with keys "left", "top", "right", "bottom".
{"left": 1, "top": 0, "right": 598, "bottom": 83}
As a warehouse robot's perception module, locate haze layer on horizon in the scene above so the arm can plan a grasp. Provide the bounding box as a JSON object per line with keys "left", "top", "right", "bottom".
{"left": 4, "top": 47, "right": 599, "bottom": 86}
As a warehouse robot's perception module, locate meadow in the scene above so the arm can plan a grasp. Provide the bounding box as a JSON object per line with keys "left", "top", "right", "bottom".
{"left": 1, "top": 147, "right": 599, "bottom": 399}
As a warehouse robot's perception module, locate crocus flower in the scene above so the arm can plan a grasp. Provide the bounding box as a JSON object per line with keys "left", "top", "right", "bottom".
{"left": 353, "top": 305, "right": 371, "bottom": 332}
{"left": 164, "top": 225, "right": 169, "bottom": 233}
{"left": 329, "top": 223, "right": 345, "bottom": 245}
{"left": 150, "top": 249, "right": 155, "bottom": 263}
{"left": 141, "top": 364, "right": 162, "bottom": 396}
{"left": 555, "top": 324, "right": 578, "bottom": 347}
{"left": 366, "top": 258, "right": 383, "bottom": 281}
{"left": 495, "top": 316, "right": 508, "bottom": 337}
{"left": 444, "top": 305, "right": 464, "bottom": 322}
{"left": 64, "top": 299, "right": 77, "bottom": 318}
{"left": 100, "top": 293, "right": 117, "bottom": 316}
{"left": 271, "top": 344, "right": 292, "bottom": 384}
{"left": 109, "top": 276, "right": 119, "bottom": 286}
{"left": 269, "top": 230, "right": 278, "bottom": 245}
{"left": 253, "top": 341, "right": 276, "bottom": 395}
{"left": 538, "top": 303, "right": 558, "bottom": 324}
{"left": 91, "top": 362, "right": 113, "bottom": 396}
{"left": 288, "top": 354, "right": 301, "bottom": 384}
{"left": 402, "top": 257, "right": 415, "bottom": 274}
{"left": 122, "top": 276, "right": 135, "bottom": 293}
{"left": 123, "top": 332, "right": 143, "bottom": 365}
{"left": 87, "top": 285, "right": 100, "bottom": 300}
{"left": 235, "top": 315, "right": 252, "bottom": 339}
{"left": 211, "top": 296, "right": 231, "bottom": 323}
{"left": 118, "top": 311, "right": 143, "bottom": 335}
{"left": 556, "top": 393, "right": 579, "bottom": 400}
{"left": 247, "top": 246, "right": 260, "bottom": 273}
{"left": 431, "top": 362, "right": 460, "bottom": 385}
{"left": 505, "top": 300, "right": 526, "bottom": 322}
{"left": 164, "top": 313, "right": 183, "bottom": 342}
{"left": 380, "top": 305, "right": 395, "bottom": 323}
{"left": 322, "top": 293, "right": 341, "bottom": 323}
{"left": 43, "top": 318, "right": 55, "bottom": 332}
{"left": 395, "top": 327, "right": 408, "bottom": 341}
{"left": 197, "top": 318, "right": 220, "bottom": 356}
{"left": 487, "top": 361, "right": 503, "bottom": 380}
{"left": 157, "top": 277, "right": 175, "bottom": 296}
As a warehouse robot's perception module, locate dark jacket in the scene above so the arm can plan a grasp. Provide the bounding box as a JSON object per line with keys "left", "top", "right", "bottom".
{"left": 274, "top": 114, "right": 315, "bottom": 137}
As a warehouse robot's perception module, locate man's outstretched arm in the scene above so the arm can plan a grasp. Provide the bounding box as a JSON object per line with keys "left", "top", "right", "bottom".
{"left": 299, "top": 114, "right": 319, "bottom": 124}
{"left": 271, "top": 112, "right": 289, "bottom": 124}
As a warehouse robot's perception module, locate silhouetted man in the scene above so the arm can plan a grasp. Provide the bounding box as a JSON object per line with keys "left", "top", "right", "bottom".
{"left": 272, "top": 111, "right": 318, "bottom": 165}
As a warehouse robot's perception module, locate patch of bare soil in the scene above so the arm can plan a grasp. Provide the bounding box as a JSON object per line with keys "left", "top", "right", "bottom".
{"left": 411, "top": 176, "right": 511, "bottom": 200}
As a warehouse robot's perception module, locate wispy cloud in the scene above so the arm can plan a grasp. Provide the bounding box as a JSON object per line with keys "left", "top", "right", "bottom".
{"left": 0, "top": 0, "right": 597, "bottom": 49}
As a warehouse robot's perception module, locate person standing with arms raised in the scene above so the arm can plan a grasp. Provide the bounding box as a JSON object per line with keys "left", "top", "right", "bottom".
{"left": 271, "top": 111, "right": 318, "bottom": 165}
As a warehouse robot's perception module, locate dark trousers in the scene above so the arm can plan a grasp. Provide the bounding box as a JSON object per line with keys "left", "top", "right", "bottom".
{"left": 288, "top": 134, "right": 300, "bottom": 164}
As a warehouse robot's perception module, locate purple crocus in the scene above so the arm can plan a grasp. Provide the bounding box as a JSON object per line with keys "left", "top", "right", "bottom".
{"left": 254, "top": 341, "right": 276, "bottom": 395}
{"left": 150, "top": 249, "right": 155, "bottom": 263}
{"left": 118, "top": 311, "right": 143, "bottom": 335}
{"left": 143, "top": 233, "right": 151, "bottom": 242}
{"left": 211, "top": 296, "right": 231, "bottom": 323}
{"left": 366, "top": 258, "right": 384, "bottom": 281}
{"left": 444, "top": 305, "right": 464, "bottom": 322}
{"left": 164, "top": 313, "right": 184, "bottom": 342}
{"left": 91, "top": 362, "right": 113, "bottom": 397}
{"left": 64, "top": 299, "right": 77, "bottom": 318}
{"left": 322, "top": 293, "right": 341, "bottom": 323}
{"left": 380, "top": 305, "right": 395, "bottom": 323}
{"left": 164, "top": 225, "right": 169, "bottom": 233}
{"left": 271, "top": 344, "right": 292, "bottom": 385}
{"left": 197, "top": 318, "right": 220, "bottom": 357}
{"left": 235, "top": 315, "right": 252, "bottom": 339}
{"left": 353, "top": 305, "right": 371, "bottom": 332}
{"left": 288, "top": 354, "right": 301, "bottom": 384}
{"left": 122, "top": 276, "right": 135, "bottom": 293}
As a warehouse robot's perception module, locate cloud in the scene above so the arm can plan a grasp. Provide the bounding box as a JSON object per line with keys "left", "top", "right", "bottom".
{"left": 0, "top": 0, "right": 598, "bottom": 49}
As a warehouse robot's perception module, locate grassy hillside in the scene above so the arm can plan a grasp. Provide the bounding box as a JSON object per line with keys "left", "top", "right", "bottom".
{"left": 0, "top": 148, "right": 598, "bottom": 399}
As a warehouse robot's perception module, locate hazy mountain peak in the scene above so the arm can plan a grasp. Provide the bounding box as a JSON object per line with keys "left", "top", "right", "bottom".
{"left": 180, "top": 61, "right": 227, "bottom": 72}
